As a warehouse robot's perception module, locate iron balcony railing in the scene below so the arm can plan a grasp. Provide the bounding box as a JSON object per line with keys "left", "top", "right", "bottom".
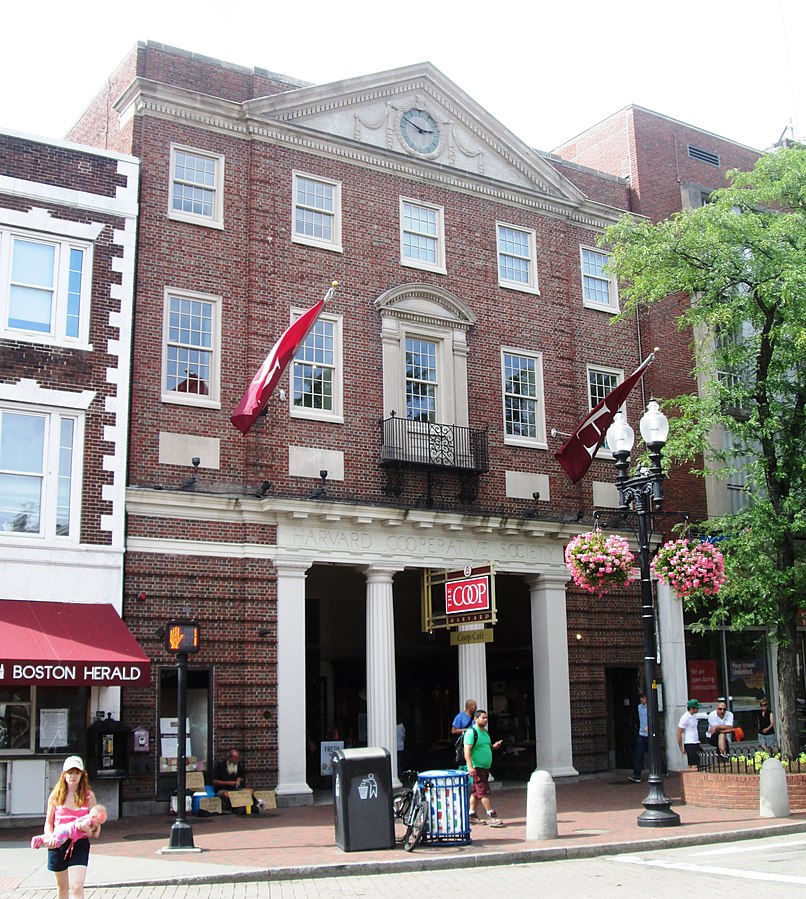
{"left": 380, "top": 415, "right": 489, "bottom": 474}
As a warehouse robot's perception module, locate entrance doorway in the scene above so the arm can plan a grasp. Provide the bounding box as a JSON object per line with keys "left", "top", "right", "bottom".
{"left": 606, "top": 667, "right": 640, "bottom": 770}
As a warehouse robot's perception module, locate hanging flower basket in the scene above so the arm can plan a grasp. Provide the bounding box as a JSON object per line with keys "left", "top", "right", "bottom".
{"left": 650, "top": 538, "right": 725, "bottom": 602}
{"left": 564, "top": 531, "right": 635, "bottom": 598}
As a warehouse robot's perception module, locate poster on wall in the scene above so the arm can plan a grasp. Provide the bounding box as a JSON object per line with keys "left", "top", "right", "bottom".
{"left": 686, "top": 660, "right": 719, "bottom": 702}
{"left": 40, "top": 708, "right": 69, "bottom": 748}
{"left": 320, "top": 741, "right": 344, "bottom": 776}
{"left": 729, "top": 659, "right": 766, "bottom": 702}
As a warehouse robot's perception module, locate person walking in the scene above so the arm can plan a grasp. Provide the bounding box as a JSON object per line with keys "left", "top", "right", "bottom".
{"left": 629, "top": 692, "right": 648, "bottom": 783}
{"left": 451, "top": 699, "right": 477, "bottom": 735}
{"left": 464, "top": 709, "right": 504, "bottom": 827}
{"left": 43, "top": 756, "right": 101, "bottom": 899}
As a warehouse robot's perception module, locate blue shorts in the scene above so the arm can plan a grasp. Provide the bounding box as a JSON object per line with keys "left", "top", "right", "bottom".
{"left": 47, "top": 837, "right": 90, "bottom": 871}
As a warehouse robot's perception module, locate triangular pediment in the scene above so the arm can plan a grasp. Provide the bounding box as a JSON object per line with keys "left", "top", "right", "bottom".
{"left": 244, "top": 63, "right": 585, "bottom": 204}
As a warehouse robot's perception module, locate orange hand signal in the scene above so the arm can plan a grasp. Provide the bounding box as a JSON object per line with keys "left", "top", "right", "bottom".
{"left": 168, "top": 625, "right": 185, "bottom": 650}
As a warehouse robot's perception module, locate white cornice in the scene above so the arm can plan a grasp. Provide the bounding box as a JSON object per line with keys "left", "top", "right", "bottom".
{"left": 124, "top": 486, "right": 581, "bottom": 542}
{"left": 115, "top": 77, "right": 625, "bottom": 229}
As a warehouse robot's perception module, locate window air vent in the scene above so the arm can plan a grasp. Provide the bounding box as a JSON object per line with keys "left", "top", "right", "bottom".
{"left": 688, "top": 145, "right": 720, "bottom": 167}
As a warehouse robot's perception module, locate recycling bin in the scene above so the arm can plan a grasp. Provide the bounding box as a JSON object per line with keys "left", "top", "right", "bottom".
{"left": 418, "top": 768, "right": 471, "bottom": 845}
{"left": 332, "top": 747, "right": 395, "bottom": 852}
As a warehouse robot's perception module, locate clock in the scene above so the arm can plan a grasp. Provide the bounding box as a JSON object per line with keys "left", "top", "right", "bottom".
{"left": 400, "top": 109, "right": 441, "bottom": 155}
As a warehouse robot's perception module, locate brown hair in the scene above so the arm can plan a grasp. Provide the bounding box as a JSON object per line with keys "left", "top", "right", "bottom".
{"left": 50, "top": 769, "right": 91, "bottom": 808}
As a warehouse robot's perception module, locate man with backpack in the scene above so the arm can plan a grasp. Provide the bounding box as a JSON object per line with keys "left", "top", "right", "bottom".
{"left": 464, "top": 709, "right": 504, "bottom": 826}
{"left": 451, "top": 699, "right": 477, "bottom": 766}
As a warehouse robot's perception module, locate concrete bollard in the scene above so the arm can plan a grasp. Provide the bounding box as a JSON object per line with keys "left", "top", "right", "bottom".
{"left": 759, "top": 757, "right": 789, "bottom": 818}
{"left": 525, "top": 769, "right": 558, "bottom": 840}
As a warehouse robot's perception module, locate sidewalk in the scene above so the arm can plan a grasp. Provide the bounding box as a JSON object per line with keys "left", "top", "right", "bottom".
{"left": 1, "top": 773, "right": 804, "bottom": 893}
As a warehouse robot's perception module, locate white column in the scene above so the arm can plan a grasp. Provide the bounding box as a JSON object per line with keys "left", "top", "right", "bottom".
{"left": 458, "top": 625, "right": 488, "bottom": 713}
{"left": 275, "top": 559, "right": 313, "bottom": 806}
{"left": 526, "top": 573, "right": 578, "bottom": 777}
{"left": 657, "top": 581, "right": 688, "bottom": 772}
{"left": 365, "top": 567, "right": 401, "bottom": 780}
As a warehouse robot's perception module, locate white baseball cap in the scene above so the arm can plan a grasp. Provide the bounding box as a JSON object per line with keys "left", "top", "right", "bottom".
{"left": 62, "top": 756, "right": 85, "bottom": 773}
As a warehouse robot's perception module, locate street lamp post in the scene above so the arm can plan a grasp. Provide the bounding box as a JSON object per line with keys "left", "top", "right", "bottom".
{"left": 606, "top": 401, "right": 681, "bottom": 828}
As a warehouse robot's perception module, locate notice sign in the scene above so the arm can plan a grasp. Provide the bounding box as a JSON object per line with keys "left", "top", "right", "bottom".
{"left": 446, "top": 575, "right": 490, "bottom": 615}
{"left": 687, "top": 659, "right": 719, "bottom": 702}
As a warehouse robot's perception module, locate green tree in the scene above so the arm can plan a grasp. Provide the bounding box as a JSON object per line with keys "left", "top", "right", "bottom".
{"left": 604, "top": 147, "right": 806, "bottom": 756}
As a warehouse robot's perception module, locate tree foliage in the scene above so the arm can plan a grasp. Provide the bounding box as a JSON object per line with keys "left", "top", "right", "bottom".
{"left": 603, "top": 147, "right": 806, "bottom": 755}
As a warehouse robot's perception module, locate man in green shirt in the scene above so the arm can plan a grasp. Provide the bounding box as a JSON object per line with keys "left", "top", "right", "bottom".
{"left": 463, "top": 709, "right": 504, "bottom": 826}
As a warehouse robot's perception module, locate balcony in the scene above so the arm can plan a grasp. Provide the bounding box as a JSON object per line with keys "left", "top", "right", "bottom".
{"left": 380, "top": 414, "right": 489, "bottom": 505}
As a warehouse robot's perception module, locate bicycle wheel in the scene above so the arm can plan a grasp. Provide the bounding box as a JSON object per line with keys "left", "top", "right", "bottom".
{"left": 403, "top": 799, "right": 427, "bottom": 852}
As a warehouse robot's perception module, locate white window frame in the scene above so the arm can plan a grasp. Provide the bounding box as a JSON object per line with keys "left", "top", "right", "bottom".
{"left": 0, "top": 403, "right": 84, "bottom": 544}
{"left": 587, "top": 364, "right": 624, "bottom": 456}
{"left": 289, "top": 309, "right": 344, "bottom": 423}
{"left": 0, "top": 226, "right": 94, "bottom": 348}
{"left": 581, "top": 246, "right": 619, "bottom": 312}
{"left": 496, "top": 222, "right": 539, "bottom": 294}
{"left": 291, "top": 172, "right": 343, "bottom": 252}
{"left": 400, "top": 198, "right": 446, "bottom": 274}
{"left": 501, "top": 348, "right": 547, "bottom": 448}
{"left": 168, "top": 145, "right": 225, "bottom": 230}
{"left": 161, "top": 288, "right": 222, "bottom": 409}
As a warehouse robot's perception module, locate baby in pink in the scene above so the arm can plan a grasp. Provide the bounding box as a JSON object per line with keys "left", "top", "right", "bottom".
{"left": 31, "top": 804, "right": 107, "bottom": 849}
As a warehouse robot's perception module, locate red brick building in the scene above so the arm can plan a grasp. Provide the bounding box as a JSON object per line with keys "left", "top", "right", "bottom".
{"left": 66, "top": 43, "right": 739, "bottom": 812}
{"left": 0, "top": 130, "right": 142, "bottom": 818}
{"left": 555, "top": 108, "right": 797, "bottom": 754}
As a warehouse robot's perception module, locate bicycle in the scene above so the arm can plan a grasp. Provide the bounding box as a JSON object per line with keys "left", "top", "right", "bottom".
{"left": 392, "top": 770, "right": 431, "bottom": 851}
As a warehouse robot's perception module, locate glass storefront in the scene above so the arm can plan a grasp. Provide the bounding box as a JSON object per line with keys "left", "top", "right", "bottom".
{"left": 684, "top": 627, "right": 770, "bottom": 738}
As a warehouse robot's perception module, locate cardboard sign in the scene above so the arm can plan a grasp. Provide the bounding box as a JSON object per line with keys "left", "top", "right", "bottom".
{"left": 227, "top": 789, "right": 252, "bottom": 808}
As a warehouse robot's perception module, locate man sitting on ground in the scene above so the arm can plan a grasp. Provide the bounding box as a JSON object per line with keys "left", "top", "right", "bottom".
{"left": 212, "top": 748, "right": 257, "bottom": 812}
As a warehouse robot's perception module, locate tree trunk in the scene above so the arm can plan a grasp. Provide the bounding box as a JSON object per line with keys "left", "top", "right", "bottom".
{"left": 775, "top": 618, "right": 799, "bottom": 758}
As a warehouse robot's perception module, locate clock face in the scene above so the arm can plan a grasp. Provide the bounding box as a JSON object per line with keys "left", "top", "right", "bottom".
{"left": 400, "top": 109, "right": 440, "bottom": 155}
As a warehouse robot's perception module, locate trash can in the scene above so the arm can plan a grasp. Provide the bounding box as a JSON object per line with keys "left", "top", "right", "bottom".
{"left": 418, "top": 769, "right": 471, "bottom": 845}
{"left": 332, "top": 747, "right": 395, "bottom": 852}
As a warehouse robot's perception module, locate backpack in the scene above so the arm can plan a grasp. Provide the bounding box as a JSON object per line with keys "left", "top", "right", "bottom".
{"left": 454, "top": 725, "right": 478, "bottom": 766}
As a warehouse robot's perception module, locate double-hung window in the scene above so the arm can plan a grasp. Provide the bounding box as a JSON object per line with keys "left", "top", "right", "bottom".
{"left": 162, "top": 289, "right": 221, "bottom": 407}
{"left": 405, "top": 338, "right": 438, "bottom": 423}
{"left": 0, "top": 406, "right": 81, "bottom": 540}
{"left": 1, "top": 229, "right": 92, "bottom": 346}
{"left": 290, "top": 311, "right": 343, "bottom": 422}
{"left": 587, "top": 365, "right": 622, "bottom": 453}
{"left": 400, "top": 199, "right": 445, "bottom": 274}
{"left": 292, "top": 172, "right": 342, "bottom": 252}
{"left": 168, "top": 146, "right": 224, "bottom": 228}
{"left": 497, "top": 223, "right": 538, "bottom": 293}
{"left": 501, "top": 349, "right": 546, "bottom": 447}
{"left": 581, "top": 247, "right": 618, "bottom": 311}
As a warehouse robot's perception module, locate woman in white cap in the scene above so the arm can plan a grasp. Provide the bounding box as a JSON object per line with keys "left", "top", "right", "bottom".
{"left": 42, "top": 756, "right": 101, "bottom": 899}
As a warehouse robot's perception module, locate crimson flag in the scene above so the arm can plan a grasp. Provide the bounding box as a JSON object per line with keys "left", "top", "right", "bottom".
{"left": 554, "top": 353, "right": 655, "bottom": 483}
{"left": 230, "top": 283, "right": 337, "bottom": 435}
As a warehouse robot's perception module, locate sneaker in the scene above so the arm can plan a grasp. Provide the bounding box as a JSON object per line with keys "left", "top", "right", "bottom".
{"left": 628, "top": 776, "right": 641, "bottom": 783}
{"left": 487, "top": 814, "right": 504, "bottom": 827}
{"left": 469, "top": 813, "right": 485, "bottom": 825}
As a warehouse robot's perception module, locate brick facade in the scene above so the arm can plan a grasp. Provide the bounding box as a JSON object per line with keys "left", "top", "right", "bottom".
{"left": 65, "top": 44, "right": 763, "bottom": 808}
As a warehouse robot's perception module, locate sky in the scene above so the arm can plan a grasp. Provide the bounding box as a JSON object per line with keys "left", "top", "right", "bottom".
{"left": 3, "top": 1, "right": 803, "bottom": 155}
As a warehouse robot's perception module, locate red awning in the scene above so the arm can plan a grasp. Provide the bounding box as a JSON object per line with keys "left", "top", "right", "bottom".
{"left": 0, "top": 600, "right": 150, "bottom": 687}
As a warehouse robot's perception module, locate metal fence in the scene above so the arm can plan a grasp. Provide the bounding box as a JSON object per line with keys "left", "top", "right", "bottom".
{"left": 698, "top": 747, "right": 805, "bottom": 774}
{"left": 380, "top": 416, "right": 489, "bottom": 473}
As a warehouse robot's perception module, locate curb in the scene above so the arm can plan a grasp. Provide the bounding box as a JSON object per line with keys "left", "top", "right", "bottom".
{"left": 89, "top": 819, "right": 806, "bottom": 889}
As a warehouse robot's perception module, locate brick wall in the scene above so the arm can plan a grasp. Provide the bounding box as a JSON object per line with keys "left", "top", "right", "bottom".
{"left": 0, "top": 136, "right": 130, "bottom": 546}
{"left": 681, "top": 770, "right": 806, "bottom": 812}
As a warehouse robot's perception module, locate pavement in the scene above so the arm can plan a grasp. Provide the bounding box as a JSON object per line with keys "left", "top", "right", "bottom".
{"left": 1, "top": 772, "right": 805, "bottom": 894}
